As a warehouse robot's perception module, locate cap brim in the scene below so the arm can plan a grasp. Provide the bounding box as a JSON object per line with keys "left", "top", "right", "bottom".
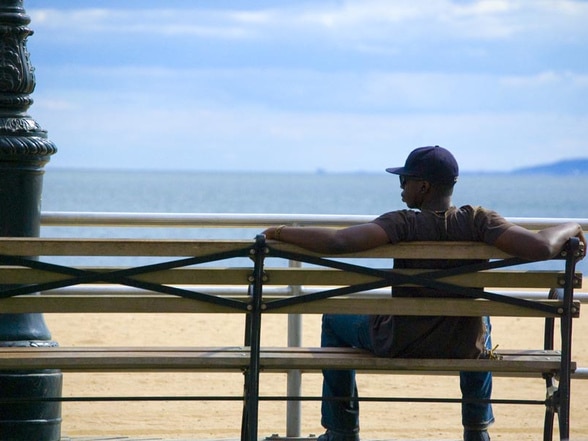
{"left": 385, "top": 167, "right": 405, "bottom": 175}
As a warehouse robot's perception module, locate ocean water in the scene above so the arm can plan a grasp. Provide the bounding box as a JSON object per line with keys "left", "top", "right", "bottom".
{"left": 39, "top": 168, "right": 588, "bottom": 272}
{"left": 41, "top": 168, "right": 588, "bottom": 218}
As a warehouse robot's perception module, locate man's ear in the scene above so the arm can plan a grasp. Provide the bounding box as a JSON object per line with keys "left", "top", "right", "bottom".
{"left": 421, "top": 181, "right": 431, "bottom": 193}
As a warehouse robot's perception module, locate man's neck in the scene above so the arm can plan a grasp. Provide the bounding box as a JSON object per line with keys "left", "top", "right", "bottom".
{"left": 420, "top": 196, "right": 452, "bottom": 212}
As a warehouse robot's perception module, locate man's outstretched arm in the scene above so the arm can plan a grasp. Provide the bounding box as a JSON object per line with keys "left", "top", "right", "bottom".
{"left": 263, "top": 223, "right": 390, "bottom": 254}
{"left": 493, "top": 222, "right": 585, "bottom": 261}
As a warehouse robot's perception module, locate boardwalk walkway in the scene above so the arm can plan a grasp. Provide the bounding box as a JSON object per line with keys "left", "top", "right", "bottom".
{"left": 61, "top": 437, "right": 241, "bottom": 441}
{"left": 59, "top": 437, "right": 463, "bottom": 441}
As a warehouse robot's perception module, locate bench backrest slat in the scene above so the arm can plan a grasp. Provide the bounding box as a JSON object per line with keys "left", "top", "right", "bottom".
{"left": 0, "top": 238, "right": 514, "bottom": 259}
{"left": 0, "top": 295, "right": 579, "bottom": 317}
{"left": 0, "top": 267, "right": 578, "bottom": 289}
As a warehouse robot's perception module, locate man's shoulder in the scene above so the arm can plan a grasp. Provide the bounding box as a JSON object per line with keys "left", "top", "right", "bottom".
{"left": 452, "top": 205, "right": 499, "bottom": 218}
{"left": 374, "top": 209, "right": 415, "bottom": 221}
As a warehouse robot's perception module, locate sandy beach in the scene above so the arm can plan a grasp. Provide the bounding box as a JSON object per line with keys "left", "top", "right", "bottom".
{"left": 45, "top": 296, "right": 588, "bottom": 441}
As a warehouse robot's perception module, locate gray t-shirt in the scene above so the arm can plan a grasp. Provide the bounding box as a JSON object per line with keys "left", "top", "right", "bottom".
{"left": 370, "top": 205, "right": 514, "bottom": 359}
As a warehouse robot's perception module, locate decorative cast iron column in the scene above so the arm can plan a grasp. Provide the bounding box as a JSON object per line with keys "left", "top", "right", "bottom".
{"left": 0, "top": 1, "right": 61, "bottom": 440}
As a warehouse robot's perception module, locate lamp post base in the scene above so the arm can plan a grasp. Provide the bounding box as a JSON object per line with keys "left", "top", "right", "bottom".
{"left": 0, "top": 369, "right": 62, "bottom": 441}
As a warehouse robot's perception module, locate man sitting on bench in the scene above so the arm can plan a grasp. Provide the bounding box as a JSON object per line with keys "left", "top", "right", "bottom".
{"left": 263, "top": 145, "right": 585, "bottom": 441}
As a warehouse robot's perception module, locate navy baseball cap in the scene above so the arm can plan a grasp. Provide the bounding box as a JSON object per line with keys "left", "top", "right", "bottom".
{"left": 386, "top": 146, "right": 459, "bottom": 184}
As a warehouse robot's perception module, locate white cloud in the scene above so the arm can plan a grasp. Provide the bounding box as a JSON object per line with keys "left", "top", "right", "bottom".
{"left": 33, "top": 64, "right": 587, "bottom": 121}
{"left": 28, "top": 0, "right": 588, "bottom": 43}
{"left": 29, "top": 8, "right": 263, "bottom": 40}
{"left": 33, "top": 85, "right": 588, "bottom": 173}
{"left": 34, "top": 99, "right": 77, "bottom": 111}
{"left": 501, "top": 71, "right": 588, "bottom": 88}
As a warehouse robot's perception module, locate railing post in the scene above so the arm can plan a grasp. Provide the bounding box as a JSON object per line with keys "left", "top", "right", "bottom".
{"left": 0, "top": 1, "right": 61, "bottom": 440}
{"left": 286, "top": 257, "right": 303, "bottom": 438}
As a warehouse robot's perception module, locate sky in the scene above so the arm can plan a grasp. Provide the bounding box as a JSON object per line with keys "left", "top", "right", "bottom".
{"left": 23, "top": 0, "right": 588, "bottom": 173}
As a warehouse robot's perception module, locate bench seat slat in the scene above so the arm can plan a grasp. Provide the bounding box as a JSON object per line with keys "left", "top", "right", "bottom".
{"left": 0, "top": 347, "right": 251, "bottom": 372}
{"left": 0, "top": 346, "right": 569, "bottom": 375}
{"left": 259, "top": 347, "right": 570, "bottom": 374}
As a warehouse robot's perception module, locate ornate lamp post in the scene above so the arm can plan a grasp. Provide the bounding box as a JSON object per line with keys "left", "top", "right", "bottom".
{"left": 0, "top": 1, "right": 61, "bottom": 440}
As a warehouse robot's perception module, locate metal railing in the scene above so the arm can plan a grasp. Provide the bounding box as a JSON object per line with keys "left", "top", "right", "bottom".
{"left": 39, "top": 211, "right": 588, "bottom": 438}
{"left": 40, "top": 211, "right": 588, "bottom": 230}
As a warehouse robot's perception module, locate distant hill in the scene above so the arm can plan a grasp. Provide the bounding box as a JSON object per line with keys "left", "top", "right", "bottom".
{"left": 512, "top": 158, "right": 588, "bottom": 175}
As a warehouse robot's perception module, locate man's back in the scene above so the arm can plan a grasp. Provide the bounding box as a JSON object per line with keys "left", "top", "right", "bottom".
{"left": 369, "top": 205, "right": 513, "bottom": 359}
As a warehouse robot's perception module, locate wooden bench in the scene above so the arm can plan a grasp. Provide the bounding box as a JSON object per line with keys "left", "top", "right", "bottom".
{"left": 0, "top": 235, "right": 583, "bottom": 441}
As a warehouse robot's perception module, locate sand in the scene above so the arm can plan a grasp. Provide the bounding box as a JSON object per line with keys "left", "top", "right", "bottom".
{"left": 44, "top": 301, "right": 588, "bottom": 441}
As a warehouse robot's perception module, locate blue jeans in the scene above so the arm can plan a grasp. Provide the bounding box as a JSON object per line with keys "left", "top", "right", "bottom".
{"left": 320, "top": 314, "right": 494, "bottom": 433}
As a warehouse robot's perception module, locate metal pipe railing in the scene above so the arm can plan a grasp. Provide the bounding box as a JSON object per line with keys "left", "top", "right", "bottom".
{"left": 40, "top": 211, "right": 588, "bottom": 230}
